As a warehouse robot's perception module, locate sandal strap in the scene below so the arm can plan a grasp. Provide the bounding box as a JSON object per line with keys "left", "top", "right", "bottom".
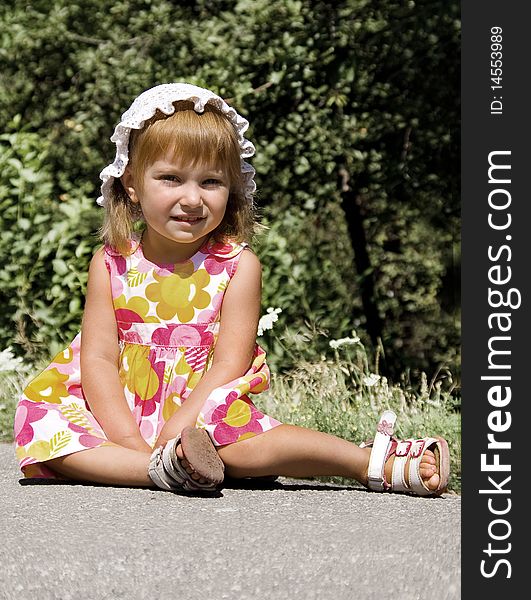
{"left": 365, "top": 412, "right": 450, "bottom": 496}
{"left": 162, "top": 435, "right": 219, "bottom": 492}
{"left": 148, "top": 444, "right": 186, "bottom": 491}
{"left": 390, "top": 437, "right": 441, "bottom": 495}
{"left": 148, "top": 434, "right": 219, "bottom": 493}
{"left": 401, "top": 437, "right": 440, "bottom": 496}
{"left": 366, "top": 410, "right": 397, "bottom": 491}
{"left": 391, "top": 439, "right": 417, "bottom": 493}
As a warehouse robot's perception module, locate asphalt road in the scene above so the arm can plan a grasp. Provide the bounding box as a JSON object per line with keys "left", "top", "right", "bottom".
{"left": 0, "top": 443, "right": 460, "bottom": 600}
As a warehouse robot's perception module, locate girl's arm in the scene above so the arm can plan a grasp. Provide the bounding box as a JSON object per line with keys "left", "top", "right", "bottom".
{"left": 154, "top": 248, "right": 262, "bottom": 447}
{"left": 80, "top": 248, "right": 152, "bottom": 453}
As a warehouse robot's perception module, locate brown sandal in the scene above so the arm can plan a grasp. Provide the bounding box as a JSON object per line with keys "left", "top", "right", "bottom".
{"left": 148, "top": 426, "right": 225, "bottom": 493}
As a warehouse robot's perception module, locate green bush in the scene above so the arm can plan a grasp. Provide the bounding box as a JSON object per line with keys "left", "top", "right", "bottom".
{"left": 0, "top": 124, "right": 100, "bottom": 360}
{"left": 0, "top": 0, "right": 460, "bottom": 379}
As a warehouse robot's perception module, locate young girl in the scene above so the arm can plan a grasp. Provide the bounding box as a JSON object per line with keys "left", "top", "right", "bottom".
{"left": 14, "top": 83, "right": 449, "bottom": 496}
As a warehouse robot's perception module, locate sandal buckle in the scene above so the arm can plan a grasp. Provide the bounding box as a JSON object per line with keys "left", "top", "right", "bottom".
{"left": 411, "top": 440, "right": 425, "bottom": 458}
{"left": 395, "top": 440, "right": 412, "bottom": 457}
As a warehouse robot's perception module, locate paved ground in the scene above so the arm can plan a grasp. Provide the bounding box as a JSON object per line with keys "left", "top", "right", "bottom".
{"left": 0, "top": 443, "right": 460, "bottom": 600}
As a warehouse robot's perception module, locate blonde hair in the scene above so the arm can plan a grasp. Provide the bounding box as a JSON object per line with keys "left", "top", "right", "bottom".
{"left": 100, "top": 101, "right": 256, "bottom": 255}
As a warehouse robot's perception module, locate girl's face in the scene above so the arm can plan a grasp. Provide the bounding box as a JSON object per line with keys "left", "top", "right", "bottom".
{"left": 123, "top": 156, "right": 230, "bottom": 260}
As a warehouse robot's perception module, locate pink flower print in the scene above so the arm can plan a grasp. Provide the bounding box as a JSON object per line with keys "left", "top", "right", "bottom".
{"left": 170, "top": 374, "right": 189, "bottom": 396}
{"left": 151, "top": 324, "right": 209, "bottom": 347}
{"left": 114, "top": 296, "right": 155, "bottom": 330}
{"left": 197, "top": 328, "right": 215, "bottom": 346}
{"left": 115, "top": 308, "right": 145, "bottom": 330}
{"left": 200, "top": 290, "right": 225, "bottom": 318}
{"left": 66, "top": 383, "right": 85, "bottom": 399}
{"left": 14, "top": 400, "right": 48, "bottom": 446}
{"left": 151, "top": 325, "right": 174, "bottom": 346}
{"left": 204, "top": 254, "right": 230, "bottom": 275}
{"left": 104, "top": 247, "right": 126, "bottom": 279}
{"left": 139, "top": 419, "right": 154, "bottom": 442}
{"left": 70, "top": 334, "right": 81, "bottom": 353}
{"left": 122, "top": 330, "right": 144, "bottom": 344}
{"left": 208, "top": 241, "right": 234, "bottom": 256}
{"left": 110, "top": 274, "right": 124, "bottom": 299}
{"left": 68, "top": 421, "right": 90, "bottom": 434}
{"left": 116, "top": 255, "right": 127, "bottom": 275}
{"left": 197, "top": 308, "right": 217, "bottom": 323}
{"left": 209, "top": 392, "right": 265, "bottom": 445}
{"left": 78, "top": 434, "right": 105, "bottom": 448}
{"left": 138, "top": 257, "right": 174, "bottom": 276}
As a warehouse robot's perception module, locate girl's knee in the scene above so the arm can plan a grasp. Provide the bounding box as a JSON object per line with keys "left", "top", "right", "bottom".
{"left": 217, "top": 433, "right": 277, "bottom": 473}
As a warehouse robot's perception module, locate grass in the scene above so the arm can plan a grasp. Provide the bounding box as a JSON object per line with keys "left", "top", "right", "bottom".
{"left": 0, "top": 375, "right": 28, "bottom": 443}
{"left": 256, "top": 339, "right": 461, "bottom": 493}
{"left": 1, "top": 338, "right": 461, "bottom": 493}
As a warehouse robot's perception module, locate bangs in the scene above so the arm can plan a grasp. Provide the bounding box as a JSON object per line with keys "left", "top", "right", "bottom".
{"left": 129, "top": 102, "right": 242, "bottom": 186}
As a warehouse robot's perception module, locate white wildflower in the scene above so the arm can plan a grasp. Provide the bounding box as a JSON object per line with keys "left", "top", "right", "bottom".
{"left": 0, "top": 347, "right": 24, "bottom": 373}
{"left": 329, "top": 335, "right": 361, "bottom": 349}
{"left": 363, "top": 373, "right": 381, "bottom": 387}
{"left": 257, "top": 307, "right": 282, "bottom": 336}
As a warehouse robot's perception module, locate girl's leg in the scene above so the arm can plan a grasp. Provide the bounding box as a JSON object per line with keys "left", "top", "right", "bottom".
{"left": 215, "top": 424, "right": 440, "bottom": 490}
{"left": 45, "top": 445, "right": 153, "bottom": 487}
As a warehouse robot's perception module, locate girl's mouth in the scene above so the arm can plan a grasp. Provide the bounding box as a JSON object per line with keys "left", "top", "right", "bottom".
{"left": 171, "top": 216, "right": 205, "bottom": 223}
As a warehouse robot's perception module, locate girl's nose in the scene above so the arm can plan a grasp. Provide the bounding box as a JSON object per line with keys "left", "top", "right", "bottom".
{"left": 179, "top": 182, "right": 203, "bottom": 208}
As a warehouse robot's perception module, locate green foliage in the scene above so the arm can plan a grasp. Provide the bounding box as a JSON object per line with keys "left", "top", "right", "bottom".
{"left": 0, "top": 126, "right": 100, "bottom": 359}
{"left": 254, "top": 201, "right": 362, "bottom": 371}
{"left": 0, "top": 0, "right": 460, "bottom": 379}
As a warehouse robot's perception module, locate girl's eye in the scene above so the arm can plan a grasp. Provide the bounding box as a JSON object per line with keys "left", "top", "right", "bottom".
{"left": 161, "top": 175, "right": 180, "bottom": 183}
{"left": 203, "top": 178, "right": 224, "bottom": 186}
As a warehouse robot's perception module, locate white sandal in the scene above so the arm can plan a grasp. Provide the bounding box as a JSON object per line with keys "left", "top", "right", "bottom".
{"left": 360, "top": 410, "right": 450, "bottom": 496}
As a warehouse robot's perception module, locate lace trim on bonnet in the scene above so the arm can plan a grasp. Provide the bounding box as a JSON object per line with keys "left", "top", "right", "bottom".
{"left": 97, "top": 83, "right": 256, "bottom": 207}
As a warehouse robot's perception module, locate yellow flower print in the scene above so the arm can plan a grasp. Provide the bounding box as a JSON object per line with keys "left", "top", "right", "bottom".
{"left": 52, "top": 346, "right": 74, "bottom": 365}
{"left": 174, "top": 352, "right": 203, "bottom": 389}
{"left": 162, "top": 392, "right": 181, "bottom": 422}
{"left": 26, "top": 441, "right": 52, "bottom": 461}
{"left": 145, "top": 264, "right": 211, "bottom": 322}
{"left": 20, "top": 431, "right": 73, "bottom": 461}
{"left": 237, "top": 431, "right": 257, "bottom": 442}
{"left": 119, "top": 346, "right": 159, "bottom": 401}
{"left": 24, "top": 368, "right": 70, "bottom": 404}
{"left": 114, "top": 294, "right": 159, "bottom": 323}
{"left": 223, "top": 399, "right": 252, "bottom": 427}
{"left": 15, "top": 445, "right": 28, "bottom": 461}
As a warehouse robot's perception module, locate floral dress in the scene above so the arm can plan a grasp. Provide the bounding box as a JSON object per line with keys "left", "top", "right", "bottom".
{"left": 14, "top": 237, "right": 281, "bottom": 479}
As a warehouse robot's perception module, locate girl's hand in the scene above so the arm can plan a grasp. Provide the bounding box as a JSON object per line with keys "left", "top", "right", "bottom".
{"left": 154, "top": 414, "right": 198, "bottom": 449}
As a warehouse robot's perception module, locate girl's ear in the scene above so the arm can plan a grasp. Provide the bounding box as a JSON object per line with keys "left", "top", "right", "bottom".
{"left": 121, "top": 167, "right": 139, "bottom": 203}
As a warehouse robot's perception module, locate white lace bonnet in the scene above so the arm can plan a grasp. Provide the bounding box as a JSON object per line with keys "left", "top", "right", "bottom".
{"left": 97, "top": 83, "right": 256, "bottom": 207}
